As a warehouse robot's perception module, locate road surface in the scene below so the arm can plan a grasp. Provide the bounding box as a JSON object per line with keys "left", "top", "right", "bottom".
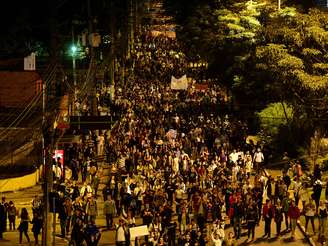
{"left": 0, "top": 182, "right": 310, "bottom": 246}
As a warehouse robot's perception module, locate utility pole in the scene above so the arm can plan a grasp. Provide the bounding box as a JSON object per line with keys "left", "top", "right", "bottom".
{"left": 42, "top": 80, "right": 50, "bottom": 246}
{"left": 87, "top": 0, "right": 93, "bottom": 58}
{"left": 278, "top": 0, "right": 281, "bottom": 10}
{"left": 129, "top": 0, "right": 134, "bottom": 58}
{"left": 110, "top": 0, "right": 116, "bottom": 100}
{"left": 87, "top": 0, "right": 97, "bottom": 115}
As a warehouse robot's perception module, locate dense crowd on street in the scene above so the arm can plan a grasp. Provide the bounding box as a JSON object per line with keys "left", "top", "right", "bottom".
{"left": 100, "top": 33, "right": 328, "bottom": 245}
{"left": 1, "top": 30, "right": 328, "bottom": 246}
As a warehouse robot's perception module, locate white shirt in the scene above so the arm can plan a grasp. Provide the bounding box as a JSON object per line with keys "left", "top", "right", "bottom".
{"left": 229, "top": 152, "right": 238, "bottom": 163}
{"left": 116, "top": 226, "right": 126, "bottom": 242}
{"left": 232, "top": 165, "right": 240, "bottom": 176}
{"left": 246, "top": 161, "right": 253, "bottom": 173}
{"left": 211, "top": 231, "right": 224, "bottom": 246}
{"left": 176, "top": 188, "right": 184, "bottom": 200}
{"left": 173, "top": 157, "right": 179, "bottom": 173}
{"left": 53, "top": 165, "right": 62, "bottom": 178}
{"left": 254, "top": 152, "right": 264, "bottom": 163}
{"left": 293, "top": 181, "right": 302, "bottom": 194}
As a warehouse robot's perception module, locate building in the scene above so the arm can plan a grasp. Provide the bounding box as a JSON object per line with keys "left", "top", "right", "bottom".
{"left": 315, "top": 0, "right": 328, "bottom": 8}
{"left": 0, "top": 71, "right": 42, "bottom": 108}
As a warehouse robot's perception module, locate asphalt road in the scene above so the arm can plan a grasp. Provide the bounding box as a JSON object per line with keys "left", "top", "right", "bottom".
{"left": 0, "top": 182, "right": 310, "bottom": 246}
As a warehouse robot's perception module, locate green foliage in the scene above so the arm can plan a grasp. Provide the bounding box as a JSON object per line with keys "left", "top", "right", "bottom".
{"left": 293, "top": 71, "right": 328, "bottom": 90}
{"left": 255, "top": 7, "right": 328, "bottom": 100}
{"left": 164, "top": 0, "right": 328, "bottom": 154}
{"left": 257, "top": 102, "right": 293, "bottom": 136}
{"left": 302, "top": 48, "right": 322, "bottom": 56}
{"left": 313, "top": 63, "right": 328, "bottom": 74}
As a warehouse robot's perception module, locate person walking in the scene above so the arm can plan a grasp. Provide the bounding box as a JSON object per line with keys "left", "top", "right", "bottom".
{"left": 1, "top": 197, "right": 9, "bottom": 231}
{"left": 7, "top": 201, "right": 16, "bottom": 230}
{"left": 293, "top": 178, "right": 302, "bottom": 207}
{"left": 0, "top": 202, "right": 5, "bottom": 239}
{"left": 253, "top": 148, "right": 264, "bottom": 175}
{"left": 70, "top": 218, "right": 85, "bottom": 246}
{"left": 64, "top": 197, "right": 73, "bottom": 235}
{"left": 246, "top": 203, "right": 258, "bottom": 241}
{"left": 103, "top": 196, "right": 116, "bottom": 230}
{"left": 115, "top": 219, "right": 127, "bottom": 246}
{"left": 31, "top": 211, "right": 43, "bottom": 246}
{"left": 232, "top": 199, "right": 243, "bottom": 239}
{"left": 92, "top": 174, "right": 100, "bottom": 198}
{"left": 318, "top": 200, "right": 327, "bottom": 241}
{"left": 304, "top": 198, "right": 316, "bottom": 235}
{"left": 263, "top": 199, "right": 274, "bottom": 238}
{"left": 313, "top": 179, "right": 323, "bottom": 214}
{"left": 58, "top": 199, "right": 68, "bottom": 238}
{"left": 18, "top": 208, "right": 31, "bottom": 244}
{"left": 282, "top": 192, "right": 290, "bottom": 231}
{"left": 86, "top": 196, "right": 98, "bottom": 224}
{"left": 84, "top": 220, "right": 101, "bottom": 246}
{"left": 288, "top": 200, "right": 300, "bottom": 239}
{"left": 167, "top": 216, "right": 177, "bottom": 246}
{"left": 102, "top": 183, "right": 112, "bottom": 202}
{"left": 274, "top": 200, "right": 284, "bottom": 237}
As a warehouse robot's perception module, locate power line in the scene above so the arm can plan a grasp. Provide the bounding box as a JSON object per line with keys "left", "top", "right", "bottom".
{"left": 0, "top": 64, "right": 57, "bottom": 141}
{"left": 0, "top": 67, "right": 56, "bottom": 127}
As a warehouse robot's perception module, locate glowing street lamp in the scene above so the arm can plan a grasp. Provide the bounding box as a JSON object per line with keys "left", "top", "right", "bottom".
{"left": 71, "top": 45, "right": 77, "bottom": 55}
{"left": 71, "top": 44, "right": 77, "bottom": 113}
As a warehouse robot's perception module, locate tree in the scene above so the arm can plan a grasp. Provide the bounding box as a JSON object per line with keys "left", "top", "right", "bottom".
{"left": 255, "top": 8, "right": 328, "bottom": 125}
{"left": 164, "top": 0, "right": 328, "bottom": 159}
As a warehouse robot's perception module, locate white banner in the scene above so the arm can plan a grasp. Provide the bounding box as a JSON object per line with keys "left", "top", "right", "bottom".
{"left": 171, "top": 74, "right": 188, "bottom": 90}
{"left": 24, "top": 52, "right": 36, "bottom": 71}
{"left": 129, "top": 225, "right": 149, "bottom": 238}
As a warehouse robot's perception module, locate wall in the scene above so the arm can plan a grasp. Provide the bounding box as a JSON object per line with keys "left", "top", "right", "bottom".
{"left": 315, "top": 0, "right": 328, "bottom": 8}
{"left": 0, "top": 71, "right": 41, "bottom": 108}
{"left": 0, "top": 167, "right": 41, "bottom": 193}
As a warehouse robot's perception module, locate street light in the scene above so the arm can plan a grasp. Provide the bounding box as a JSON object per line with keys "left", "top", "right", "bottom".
{"left": 71, "top": 44, "right": 77, "bottom": 115}
{"left": 71, "top": 45, "right": 77, "bottom": 54}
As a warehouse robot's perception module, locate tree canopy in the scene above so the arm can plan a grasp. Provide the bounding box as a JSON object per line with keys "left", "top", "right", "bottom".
{"left": 164, "top": 0, "right": 328, "bottom": 156}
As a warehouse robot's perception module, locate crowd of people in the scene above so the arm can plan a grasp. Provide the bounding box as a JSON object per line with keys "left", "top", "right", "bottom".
{"left": 51, "top": 132, "right": 105, "bottom": 246}
{"left": 100, "top": 33, "right": 282, "bottom": 246}
{"left": 0, "top": 195, "right": 44, "bottom": 245}
{"left": 105, "top": 32, "right": 328, "bottom": 246}
{"left": 2, "top": 25, "right": 328, "bottom": 246}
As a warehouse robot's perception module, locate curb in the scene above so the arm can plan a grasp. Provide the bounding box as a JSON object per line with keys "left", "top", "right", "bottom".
{"left": 297, "top": 220, "right": 317, "bottom": 246}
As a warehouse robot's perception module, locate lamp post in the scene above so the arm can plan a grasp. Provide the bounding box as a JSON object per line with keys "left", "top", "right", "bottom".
{"left": 71, "top": 44, "right": 77, "bottom": 115}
